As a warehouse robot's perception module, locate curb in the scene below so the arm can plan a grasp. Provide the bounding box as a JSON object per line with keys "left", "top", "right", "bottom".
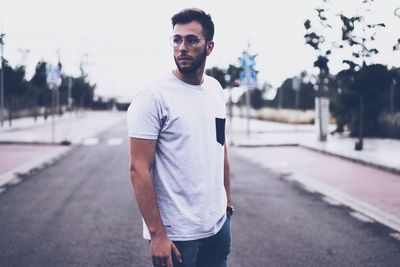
{"left": 230, "top": 144, "right": 400, "bottom": 234}
{"left": 281, "top": 171, "right": 400, "bottom": 234}
{"left": 0, "top": 145, "right": 75, "bottom": 189}
{"left": 0, "top": 140, "right": 72, "bottom": 146}
{"left": 230, "top": 142, "right": 299, "bottom": 148}
{"left": 229, "top": 140, "right": 400, "bottom": 176}
{"left": 300, "top": 144, "right": 400, "bottom": 176}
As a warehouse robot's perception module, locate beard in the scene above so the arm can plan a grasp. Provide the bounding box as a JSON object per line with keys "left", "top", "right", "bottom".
{"left": 174, "top": 47, "right": 207, "bottom": 74}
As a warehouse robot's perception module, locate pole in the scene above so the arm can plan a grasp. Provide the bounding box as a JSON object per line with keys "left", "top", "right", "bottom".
{"left": 390, "top": 77, "right": 395, "bottom": 114}
{"left": 68, "top": 76, "right": 72, "bottom": 111}
{"left": 56, "top": 87, "right": 60, "bottom": 116}
{"left": 295, "top": 89, "right": 299, "bottom": 131}
{"left": 318, "top": 97, "right": 324, "bottom": 141}
{"left": 51, "top": 87, "right": 56, "bottom": 144}
{"left": 355, "top": 95, "right": 364, "bottom": 151}
{"left": 245, "top": 87, "right": 250, "bottom": 135}
{"left": 0, "top": 33, "right": 4, "bottom": 127}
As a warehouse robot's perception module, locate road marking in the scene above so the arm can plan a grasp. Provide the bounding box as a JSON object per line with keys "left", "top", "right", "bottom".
{"left": 350, "top": 211, "right": 374, "bottom": 223}
{"left": 282, "top": 172, "right": 400, "bottom": 233}
{"left": 268, "top": 161, "right": 289, "bottom": 168}
{"left": 107, "top": 138, "right": 123, "bottom": 146}
{"left": 8, "top": 177, "right": 22, "bottom": 185}
{"left": 300, "top": 183, "right": 316, "bottom": 193}
{"left": 0, "top": 188, "right": 5, "bottom": 194}
{"left": 390, "top": 232, "right": 400, "bottom": 241}
{"left": 82, "top": 138, "right": 99, "bottom": 146}
{"left": 322, "top": 196, "right": 342, "bottom": 206}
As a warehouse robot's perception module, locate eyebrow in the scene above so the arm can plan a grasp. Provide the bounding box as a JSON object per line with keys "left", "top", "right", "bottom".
{"left": 172, "top": 34, "right": 200, "bottom": 38}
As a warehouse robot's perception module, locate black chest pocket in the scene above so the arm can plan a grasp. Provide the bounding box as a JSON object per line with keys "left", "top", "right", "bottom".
{"left": 215, "top": 118, "right": 226, "bottom": 146}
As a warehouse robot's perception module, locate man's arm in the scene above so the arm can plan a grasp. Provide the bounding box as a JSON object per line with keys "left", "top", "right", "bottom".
{"left": 129, "top": 138, "right": 181, "bottom": 267}
{"left": 224, "top": 144, "right": 233, "bottom": 207}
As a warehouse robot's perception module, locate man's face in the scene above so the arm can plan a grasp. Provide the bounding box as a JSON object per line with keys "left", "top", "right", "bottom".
{"left": 172, "top": 21, "right": 213, "bottom": 74}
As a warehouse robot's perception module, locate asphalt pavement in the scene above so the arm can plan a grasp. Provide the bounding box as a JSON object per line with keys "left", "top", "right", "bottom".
{"left": 227, "top": 116, "right": 400, "bottom": 236}
{"left": 0, "top": 121, "right": 399, "bottom": 267}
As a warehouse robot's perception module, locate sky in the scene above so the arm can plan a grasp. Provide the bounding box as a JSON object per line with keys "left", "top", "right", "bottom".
{"left": 1, "top": 0, "right": 399, "bottom": 100}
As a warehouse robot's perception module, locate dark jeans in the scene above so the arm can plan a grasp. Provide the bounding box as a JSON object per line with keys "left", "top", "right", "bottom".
{"left": 171, "top": 213, "right": 232, "bottom": 267}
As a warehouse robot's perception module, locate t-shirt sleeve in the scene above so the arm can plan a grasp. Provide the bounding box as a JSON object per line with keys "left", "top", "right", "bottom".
{"left": 126, "top": 90, "right": 163, "bottom": 140}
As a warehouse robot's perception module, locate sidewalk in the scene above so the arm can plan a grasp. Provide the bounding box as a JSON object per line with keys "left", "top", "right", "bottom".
{"left": 227, "top": 117, "right": 400, "bottom": 234}
{"left": 0, "top": 110, "right": 126, "bottom": 145}
{"left": 227, "top": 117, "right": 400, "bottom": 174}
{"left": 0, "top": 111, "right": 126, "bottom": 190}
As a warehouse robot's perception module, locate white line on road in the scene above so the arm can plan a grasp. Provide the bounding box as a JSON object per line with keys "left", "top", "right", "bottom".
{"left": 107, "top": 138, "right": 123, "bottom": 146}
{"left": 390, "top": 232, "right": 400, "bottom": 241}
{"left": 322, "top": 196, "right": 342, "bottom": 206}
{"left": 300, "top": 184, "right": 317, "bottom": 194}
{"left": 82, "top": 138, "right": 100, "bottom": 146}
{"left": 8, "top": 177, "right": 22, "bottom": 185}
{"left": 350, "top": 211, "right": 374, "bottom": 223}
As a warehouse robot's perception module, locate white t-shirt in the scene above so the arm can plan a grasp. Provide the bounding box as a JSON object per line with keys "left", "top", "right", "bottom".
{"left": 127, "top": 72, "right": 227, "bottom": 241}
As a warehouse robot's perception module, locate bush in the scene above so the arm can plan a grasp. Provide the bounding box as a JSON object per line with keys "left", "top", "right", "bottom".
{"left": 378, "top": 112, "right": 400, "bottom": 139}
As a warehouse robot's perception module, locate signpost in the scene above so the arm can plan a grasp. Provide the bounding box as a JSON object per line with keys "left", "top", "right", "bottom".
{"left": 239, "top": 50, "right": 257, "bottom": 134}
{"left": 292, "top": 77, "right": 301, "bottom": 130}
{"left": 0, "top": 32, "right": 4, "bottom": 128}
{"left": 46, "top": 64, "right": 62, "bottom": 144}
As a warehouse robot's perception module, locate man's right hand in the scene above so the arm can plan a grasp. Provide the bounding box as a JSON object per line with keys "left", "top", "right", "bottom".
{"left": 150, "top": 234, "right": 182, "bottom": 267}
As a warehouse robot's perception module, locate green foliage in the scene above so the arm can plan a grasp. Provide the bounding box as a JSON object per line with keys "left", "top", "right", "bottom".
{"left": 304, "top": 4, "right": 333, "bottom": 98}
{"left": 67, "top": 75, "right": 96, "bottom": 108}
{"left": 3, "top": 61, "right": 29, "bottom": 96}
{"left": 270, "top": 76, "right": 316, "bottom": 110}
{"left": 249, "top": 89, "right": 265, "bottom": 110}
{"left": 226, "top": 64, "right": 242, "bottom": 86}
{"left": 206, "top": 64, "right": 243, "bottom": 89}
{"left": 2, "top": 58, "right": 96, "bottom": 114}
{"left": 29, "top": 61, "right": 50, "bottom": 107}
{"left": 333, "top": 64, "right": 394, "bottom": 136}
{"left": 205, "top": 66, "right": 227, "bottom": 88}
{"left": 378, "top": 112, "right": 400, "bottom": 138}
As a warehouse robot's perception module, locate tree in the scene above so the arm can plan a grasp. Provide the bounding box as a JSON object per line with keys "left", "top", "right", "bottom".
{"left": 3, "top": 60, "right": 28, "bottom": 96}
{"left": 335, "top": 64, "right": 392, "bottom": 136}
{"left": 226, "top": 64, "right": 242, "bottom": 87}
{"left": 30, "top": 61, "right": 50, "bottom": 107}
{"left": 69, "top": 75, "right": 96, "bottom": 108}
{"left": 205, "top": 66, "right": 227, "bottom": 88}
{"left": 304, "top": 1, "right": 335, "bottom": 97}
{"left": 393, "top": 7, "right": 400, "bottom": 52}
{"left": 335, "top": 0, "right": 386, "bottom": 142}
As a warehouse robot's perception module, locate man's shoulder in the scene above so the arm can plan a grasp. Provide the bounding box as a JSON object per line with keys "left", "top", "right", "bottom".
{"left": 204, "top": 74, "right": 223, "bottom": 90}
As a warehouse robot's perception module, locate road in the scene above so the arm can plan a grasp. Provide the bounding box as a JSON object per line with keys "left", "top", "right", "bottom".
{"left": 0, "top": 121, "right": 399, "bottom": 267}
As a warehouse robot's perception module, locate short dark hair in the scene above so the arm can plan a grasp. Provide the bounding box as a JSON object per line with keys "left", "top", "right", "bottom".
{"left": 171, "top": 8, "right": 214, "bottom": 41}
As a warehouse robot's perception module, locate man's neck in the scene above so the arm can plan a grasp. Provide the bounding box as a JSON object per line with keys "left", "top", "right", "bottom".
{"left": 173, "top": 68, "right": 204, "bottom": 85}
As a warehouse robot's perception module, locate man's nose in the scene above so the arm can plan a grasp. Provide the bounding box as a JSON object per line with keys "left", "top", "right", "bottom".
{"left": 178, "top": 39, "right": 189, "bottom": 51}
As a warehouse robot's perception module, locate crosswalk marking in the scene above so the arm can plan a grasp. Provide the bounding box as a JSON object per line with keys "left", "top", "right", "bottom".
{"left": 350, "top": 212, "right": 374, "bottom": 223}
{"left": 81, "top": 137, "right": 124, "bottom": 146}
{"left": 107, "top": 138, "right": 123, "bottom": 146}
{"left": 322, "top": 196, "right": 342, "bottom": 206}
{"left": 8, "top": 177, "right": 21, "bottom": 185}
{"left": 390, "top": 232, "right": 400, "bottom": 241}
{"left": 82, "top": 138, "right": 100, "bottom": 146}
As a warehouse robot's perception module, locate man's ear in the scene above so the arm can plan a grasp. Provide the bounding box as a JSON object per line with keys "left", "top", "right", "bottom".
{"left": 206, "top": 41, "right": 214, "bottom": 56}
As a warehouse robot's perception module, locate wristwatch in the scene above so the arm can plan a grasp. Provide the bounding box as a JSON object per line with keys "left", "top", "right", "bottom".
{"left": 227, "top": 206, "right": 234, "bottom": 216}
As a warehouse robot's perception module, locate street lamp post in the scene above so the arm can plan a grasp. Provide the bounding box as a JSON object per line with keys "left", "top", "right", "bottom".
{"left": 0, "top": 32, "right": 4, "bottom": 127}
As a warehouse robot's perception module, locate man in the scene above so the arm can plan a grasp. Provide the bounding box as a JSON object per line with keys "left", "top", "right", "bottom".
{"left": 127, "top": 8, "right": 233, "bottom": 267}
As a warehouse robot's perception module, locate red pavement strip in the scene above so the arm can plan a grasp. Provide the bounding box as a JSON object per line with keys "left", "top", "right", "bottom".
{"left": 232, "top": 146, "right": 400, "bottom": 233}
{"left": 0, "top": 144, "right": 73, "bottom": 188}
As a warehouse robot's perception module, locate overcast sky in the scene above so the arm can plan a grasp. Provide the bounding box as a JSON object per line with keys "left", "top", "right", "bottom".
{"left": 1, "top": 0, "right": 399, "bottom": 99}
